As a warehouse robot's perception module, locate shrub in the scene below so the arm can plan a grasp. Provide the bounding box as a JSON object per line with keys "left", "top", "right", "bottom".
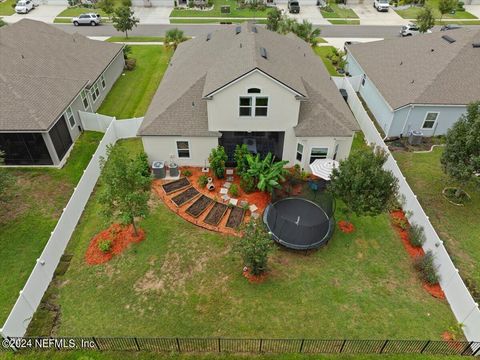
{"left": 125, "top": 58, "right": 136, "bottom": 70}
{"left": 123, "top": 45, "right": 132, "bottom": 60}
{"left": 122, "top": 0, "right": 132, "bottom": 6}
{"left": 188, "top": 0, "right": 194, "bottom": 7}
{"left": 208, "top": 146, "right": 228, "bottom": 179}
{"left": 235, "top": 220, "right": 272, "bottom": 276}
{"left": 408, "top": 223, "right": 426, "bottom": 248}
{"left": 198, "top": 175, "right": 209, "bottom": 188}
{"left": 98, "top": 239, "right": 112, "bottom": 253}
{"left": 182, "top": 169, "right": 192, "bottom": 177}
{"left": 414, "top": 251, "right": 440, "bottom": 285}
{"left": 457, "top": 1, "right": 465, "bottom": 10}
{"left": 234, "top": 144, "right": 250, "bottom": 176}
{"left": 240, "top": 173, "right": 256, "bottom": 193}
{"left": 229, "top": 183, "right": 239, "bottom": 197}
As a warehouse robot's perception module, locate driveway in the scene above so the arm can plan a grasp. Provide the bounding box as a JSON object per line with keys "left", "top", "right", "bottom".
{"left": 3, "top": 5, "right": 66, "bottom": 24}
{"left": 465, "top": 5, "right": 480, "bottom": 19}
{"left": 349, "top": 3, "right": 408, "bottom": 25}
{"left": 277, "top": 4, "right": 330, "bottom": 25}
{"left": 133, "top": 6, "right": 172, "bottom": 25}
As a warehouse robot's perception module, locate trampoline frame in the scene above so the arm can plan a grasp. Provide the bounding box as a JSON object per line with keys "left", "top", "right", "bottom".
{"left": 263, "top": 197, "right": 335, "bottom": 250}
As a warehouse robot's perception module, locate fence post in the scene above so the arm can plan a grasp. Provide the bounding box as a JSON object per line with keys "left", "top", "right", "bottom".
{"left": 460, "top": 341, "right": 473, "bottom": 356}
{"left": 472, "top": 345, "right": 480, "bottom": 356}
{"left": 92, "top": 337, "right": 100, "bottom": 350}
{"left": 299, "top": 339, "right": 305, "bottom": 353}
{"left": 176, "top": 338, "right": 181, "bottom": 352}
{"left": 420, "top": 340, "right": 430, "bottom": 354}
{"left": 134, "top": 337, "right": 140, "bottom": 351}
{"left": 218, "top": 338, "right": 221, "bottom": 353}
{"left": 339, "top": 340, "right": 347, "bottom": 353}
{"left": 379, "top": 340, "right": 389, "bottom": 354}
{"left": 259, "top": 339, "right": 263, "bottom": 353}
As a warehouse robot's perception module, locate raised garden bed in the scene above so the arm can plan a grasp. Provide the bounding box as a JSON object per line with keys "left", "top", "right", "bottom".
{"left": 225, "top": 206, "right": 245, "bottom": 229}
{"left": 204, "top": 202, "right": 228, "bottom": 226}
{"left": 162, "top": 177, "right": 190, "bottom": 195}
{"left": 171, "top": 187, "right": 200, "bottom": 207}
{"left": 186, "top": 195, "right": 214, "bottom": 218}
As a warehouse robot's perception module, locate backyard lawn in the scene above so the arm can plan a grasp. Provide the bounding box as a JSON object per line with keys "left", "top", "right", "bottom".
{"left": 393, "top": 147, "right": 480, "bottom": 291}
{"left": 0, "top": 0, "right": 14, "bottom": 15}
{"left": 320, "top": 3, "right": 358, "bottom": 19}
{"left": 170, "top": 0, "right": 273, "bottom": 18}
{"left": 97, "top": 46, "right": 172, "bottom": 119}
{"left": 394, "top": 0, "right": 477, "bottom": 19}
{"left": 107, "top": 36, "right": 166, "bottom": 42}
{"left": 0, "top": 131, "right": 103, "bottom": 324}
{"left": 27, "top": 136, "right": 458, "bottom": 339}
{"left": 314, "top": 46, "right": 341, "bottom": 77}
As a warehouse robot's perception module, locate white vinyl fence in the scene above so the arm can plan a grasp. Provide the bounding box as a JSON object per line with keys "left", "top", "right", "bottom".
{"left": 0, "top": 113, "right": 143, "bottom": 339}
{"left": 333, "top": 76, "right": 480, "bottom": 342}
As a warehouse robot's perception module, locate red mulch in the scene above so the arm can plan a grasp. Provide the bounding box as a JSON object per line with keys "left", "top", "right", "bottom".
{"left": 389, "top": 210, "right": 446, "bottom": 300}
{"left": 338, "top": 220, "right": 355, "bottom": 233}
{"left": 85, "top": 223, "right": 145, "bottom": 265}
{"left": 242, "top": 267, "right": 268, "bottom": 283}
{"left": 442, "top": 332, "right": 465, "bottom": 350}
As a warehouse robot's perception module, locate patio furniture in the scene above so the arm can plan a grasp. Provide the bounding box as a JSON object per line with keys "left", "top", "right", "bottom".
{"left": 309, "top": 159, "right": 339, "bottom": 181}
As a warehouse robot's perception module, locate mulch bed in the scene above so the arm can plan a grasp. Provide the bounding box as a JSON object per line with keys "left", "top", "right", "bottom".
{"left": 242, "top": 267, "right": 268, "bottom": 283}
{"left": 162, "top": 177, "right": 190, "bottom": 195}
{"left": 204, "top": 202, "right": 228, "bottom": 226}
{"left": 171, "top": 187, "right": 199, "bottom": 207}
{"left": 85, "top": 223, "right": 145, "bottom": 265}
{"left": 186, "top": 195, "right": 213, "bottom": 218}
{"left": 225, "top": 206, "right": 246, "bottom": 229}
{"left": 338, "top": 220, "right": 355, "bottom": 233}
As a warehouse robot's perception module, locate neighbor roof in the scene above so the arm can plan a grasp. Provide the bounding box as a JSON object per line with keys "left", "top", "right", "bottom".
{"left": 0, "top": 19, "right": 123, "bottom": 132}
{"left": 138, "top": 23, "right": 358, "bottom": 137}
{"left": 347, "top": 28, "right": 480, "bottom": 110}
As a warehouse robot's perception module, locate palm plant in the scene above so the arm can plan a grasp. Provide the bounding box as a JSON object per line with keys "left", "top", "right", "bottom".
{"left": 165, "top": 28, "right": 187, "bottom": 51}
{"left": 246, "top": 153, "right": 288, "bottom": 193}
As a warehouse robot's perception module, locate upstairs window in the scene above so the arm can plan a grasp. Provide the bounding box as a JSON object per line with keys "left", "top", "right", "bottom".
{"left": 248, "top": 88, "right": 261, "bottom": 93}
{"left": 239, "top": 97, "right": 252, "bottom": 116}
{"left": 239, "top": 88, "right": 268, "bottom": 117}
{"left": 255, "top": 97, "right": 268, "bottom": 116}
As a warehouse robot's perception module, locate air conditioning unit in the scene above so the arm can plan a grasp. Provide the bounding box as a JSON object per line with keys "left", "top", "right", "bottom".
{"left": 408, "top": 130, "right": 423, "bottom": 146}
{"left": 152, "top": 161, "right": 166, "bottom": 179}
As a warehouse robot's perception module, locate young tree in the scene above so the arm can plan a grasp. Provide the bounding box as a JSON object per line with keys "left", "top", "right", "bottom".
{"left": 266, "top": 7, "right": 282, "bottom": 31}
{"left": 438, "top": 0, "right": 457, "bottom": 23}
{"left": 112, "top": 6, "right": 139, "bottom": 39}
{"left": 99, "top": 144, "right": 152, "bottom": 235}
{"left": 208, "top": 145, "right": 228, "bottom": 179}
{"left": 0, "top": 151, "right": 13, "bottom": 204}
{"left": 165, "top": 28, "right": 186, "bottom": 51}
{"left": 416, "top": 6, "right": 435, "bottom": 33}
{"left": 234, "top": 144, "right": 250, "bottom": 176}
{"left": 236, "top": 220, "right": 273, "bottom": 276}
{"left": 329, "top": 146, "right": 399, "bottom": 217}
{"left": 440, "top": 101, "right": 480, "bottom": 195}
{"left": 98, "top": 0, "right": 115, "bottom": 20}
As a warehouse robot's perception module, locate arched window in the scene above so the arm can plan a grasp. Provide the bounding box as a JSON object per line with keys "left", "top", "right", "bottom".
{"left": 247, "top": 88, "right": 261, "bottom": 94}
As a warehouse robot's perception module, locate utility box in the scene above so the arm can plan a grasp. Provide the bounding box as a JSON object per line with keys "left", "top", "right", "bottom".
{"left": 152, "top": 161, "right": 166, "bottom": 179}
{"left": 408, "top": 130, "right": 423, "bottom": 146}
{"left": 169, "top": 162, "right": 179, "bottom": 177}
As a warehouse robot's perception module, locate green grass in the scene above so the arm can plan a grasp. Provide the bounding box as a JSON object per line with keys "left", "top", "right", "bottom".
{"left": 53, "top": 18, "right": 73, "bottom": 23}
{"left": 320, "top": 3, "right": 358, "bottom": 19}
{"left": 313, "top": 46, "right": 341, "bottom": 77}
{"left": 27, "top": 137, "right": 457, "bottom": 338}
{"left": 0, "top": 131, "right": 103, "bottom": 324}
{"left": 107, "top": 36, "right": 166, "bottom": 43}
{"left": 395, "top": 0, "right": 477, "bottom": 19}
{"left": 393, "top": 147, "right": 480, "bottom": 290}
{"left": 170, "top": 18, "right": 267, "bottom": 23}
{"left": 316, "top": 37, "right": 327, "bottom": 43}
{"left": 0, "top": 0, "right": 15, "bottom": 16}
{"left": 327, "top": 19, "right": 360, "bottom": 24}
{"left": 97, "top": 46, "right": 172, "bottom": 119}
{"left": 56, "top": 6, "right": 108, "bottom": 17}
{"left": 170, "top": 0, "right": 272, "bottom": 18}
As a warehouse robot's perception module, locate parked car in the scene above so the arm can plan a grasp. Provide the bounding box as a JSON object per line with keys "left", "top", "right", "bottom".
{"left": 72, "top": 13, "right": 101, "bottom": 26}
{"left": 288, "top": 0, "right": 300, "bottom": 13}
{"left": 440, "top": 24, "right": 462, "bottom": 31}
{"left": 373, "top": 0, "right": 389, "bottom": 12}
{"left": 15, "top": 0, "right": 33, "bottom": 14}
{"left": 400, "top": 23, "right": 432, "bottom": 37}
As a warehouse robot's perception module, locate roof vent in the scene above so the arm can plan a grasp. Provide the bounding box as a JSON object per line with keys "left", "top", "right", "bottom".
{"left": 442, "top": 35, "right": 456, "bottom": 43}
{"left": 473, "top": 42, "right": 480, "bottom": 48}
{"left": 235, "top": 26, "right": 241, "bottom": 35}
{"left": 206, "top": 33, "right": 211, "bottom": 41}
{"left": 260, "top": 47, "right": 267, "bottom": 59}
{"left": 252, "top": 26, "right": 257, "bottom": 33}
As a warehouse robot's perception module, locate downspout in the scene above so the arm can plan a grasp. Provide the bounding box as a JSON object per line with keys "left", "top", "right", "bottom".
{"left": 401, "top": 105, "right": 414, "bottom": 137}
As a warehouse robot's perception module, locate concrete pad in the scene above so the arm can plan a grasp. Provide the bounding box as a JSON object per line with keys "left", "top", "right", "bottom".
{"left": 226, "top": 169, "right": 234, "bottom": 175}
{"left": 221, "top": 194, "right": 230, "bottom": 201}
{"left": 3, "top": 5, "right": 66, "bottom": 24}
{"left": 220, "top": 188, "right": 228, "bottom": 194}
{"left": 249, "top": 204, "right": 258, "bottom": 212}
{"left": 349, "top": 3, "right": 408, "bottom": 25}
{"left": 465, "top": 5, "right": 480, "bottom": 19}
{"left": 323, "top": 37, "right": 383, "bottom": 50}
{"left": 229, "top": 198, "right": 238, "bottom": 206}
{"left": 223, "top": 182, "right": 232, "bottom": 189}
{"left": 278, "top": 4, "right": 330, "bottom": 25}
{"left": 132, "top": 6, "right": 172, "bottom": 25}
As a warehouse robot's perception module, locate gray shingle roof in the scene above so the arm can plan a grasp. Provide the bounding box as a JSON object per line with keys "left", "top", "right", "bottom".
{"left": 138, "top": 23, "right": 358, "bottom": 137}
{"left": 0, "top": 19, "right": 123, "bottom": 132}
{"left": 347, "top": 28, "right": 480, "bottom": 110}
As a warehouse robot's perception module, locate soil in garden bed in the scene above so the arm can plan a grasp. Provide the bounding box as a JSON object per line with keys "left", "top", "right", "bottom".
{"left": 162, "top": 177, "right": 190, "bottom": 195}
{"left": 186, "top": 195, "right": 213, "bottom": 218}
{"left": 171, "top": 187, "right": 199, "bottom": 207}
{"left": 226, "top": 206, "right": 245, "bottom": 229}
{"left": 204, "top": 202, "right": 228, "bottom": 226}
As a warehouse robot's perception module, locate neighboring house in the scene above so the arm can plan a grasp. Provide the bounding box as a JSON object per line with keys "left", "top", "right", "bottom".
{"left": 0, "top": 19, "right": 124, "bottom": 166}
{"left": 138, "top": 23, "right": 358, "bottom": 171}
{"left": 345, "top": 29, "right": 480, "bottom": 138}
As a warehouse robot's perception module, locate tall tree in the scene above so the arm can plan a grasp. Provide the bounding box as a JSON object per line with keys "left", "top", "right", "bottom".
{"left": 266, "top": 7, "right": 282, "bottom": 32}
{"left": 112, "top": 6, "right": 139, "bottom": 39}
{"left": 165, "top": 28, "right": 186, "bottom": 51}
{"left": 98, "top": 0, "right": 115, "bottom": 20}
{"left": 438, "top": 0, "right": 457, "bottom": 23}
{"left": 441, "top": 102, "right": 480, "bottom": 194}
{"left": 329, "top": 146, "right": 399, "bottom": 217}
{"left": 416, "top": 6, "right": 435, "bottom": 33}
{"left": 99, "top": 144, "right": 152, "bottom": 235}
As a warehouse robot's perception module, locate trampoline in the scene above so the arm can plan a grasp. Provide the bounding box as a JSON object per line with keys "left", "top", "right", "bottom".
{"left": 263, "top": 197, "right": 335, "bottom": 250}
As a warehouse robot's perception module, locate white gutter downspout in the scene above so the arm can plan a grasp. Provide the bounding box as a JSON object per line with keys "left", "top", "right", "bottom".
{"left": 401, "top": 105, "right": 414, "bottom": 137}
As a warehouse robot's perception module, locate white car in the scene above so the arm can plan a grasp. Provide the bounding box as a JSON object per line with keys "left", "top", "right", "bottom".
{"left": 374, "top": 0, "right": 390, "bottom": 12}
{"left": 400, "top": 23, "right": 432, "bottom": 37}
{"left": 15, "top": 0, "right": 33, "bottom": 14}
{"left": 72, "top": 13, "right": 101, "bottom": 26}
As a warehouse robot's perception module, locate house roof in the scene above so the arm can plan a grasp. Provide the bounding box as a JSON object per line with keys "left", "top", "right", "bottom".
{"left": 0, "top": 19, "right": 123, "bottom": 132}
{"left": 346, "top": 28, "right": 480, "bottom": 110}
{"left": 138, "top": 23, "right": 358, "bottom": 137}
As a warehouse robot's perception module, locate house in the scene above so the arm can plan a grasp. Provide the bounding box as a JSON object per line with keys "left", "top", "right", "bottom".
{"left": 345, "top": 29, "right": 480, "bottom": 138}
{"left": 0, "top": 19, "right": 124, "bottom": 166}
{"left": 138, "top": 23, "right": 359, "bottom": 171}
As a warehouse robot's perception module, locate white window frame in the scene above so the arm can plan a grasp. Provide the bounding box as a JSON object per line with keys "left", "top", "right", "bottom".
{"left": 100, "top": 74, "right": 106, "bottom": 90}
{"left": 238, "top": 95, "right": 269, "bottom": 117}
{"left": 176, "top": 140, "right": 191, "bottom": 159}
{"left": 309, "top": 147, "right": 329, "bottom": 164}
{"left": 239, "top": 96, "right": 253, "bottom": 117}
{"left": 421, "top": 112, "right": 439, "bottom": 130}
{"left": 65, "top": 106, "right": 76, "bottom": 129}
{"left": 91, "top": 82, "right": 100, "bottom": 103}
{"left": 296, "top": 142, "right": 303, "bottom": 163}
{"left": 81, "top": 90, "right": 89, "bottom": 110}
{"left": 254, "top": 96, "right": 268, "bottom": 117}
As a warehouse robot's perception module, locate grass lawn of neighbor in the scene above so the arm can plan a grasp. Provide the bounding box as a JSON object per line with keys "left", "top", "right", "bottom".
{"left": 26, "top": 134, "right": 458, "bottom": 339}
{"left": 97, "top": 45, "right": 172, "bottom": 119}
{"left": 170, "top": 18, "right": 268, "bottom": 23}
{"left": 320, "top": 3, "right": 359, "bottom": 19}
{"left": 107, "top": 36, "right": 166, "bottom": 43}
{"left": 0, "top": 131, "right": 103, "bottom": 324}
{"left": 0, "top": 0, "right": 15, "bottom": 16}
{"left": 314, "top": 46, "right": 342, "bottom": 77}
{"left": 170, "top": 0, "right": 273, "bottom": 18}
{"left": 327, "top": 19, "right": 360, "bottom": 24}
{"left": 395, "top": 0, "right": 477, "bottom": 19}
{"left": 393, "top": 147, "right": 480, "bottom": 292}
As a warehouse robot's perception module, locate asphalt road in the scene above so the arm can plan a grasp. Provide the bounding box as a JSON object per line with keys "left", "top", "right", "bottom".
{"left": 55, "top": 24, "right": 408, "bottom": 38}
